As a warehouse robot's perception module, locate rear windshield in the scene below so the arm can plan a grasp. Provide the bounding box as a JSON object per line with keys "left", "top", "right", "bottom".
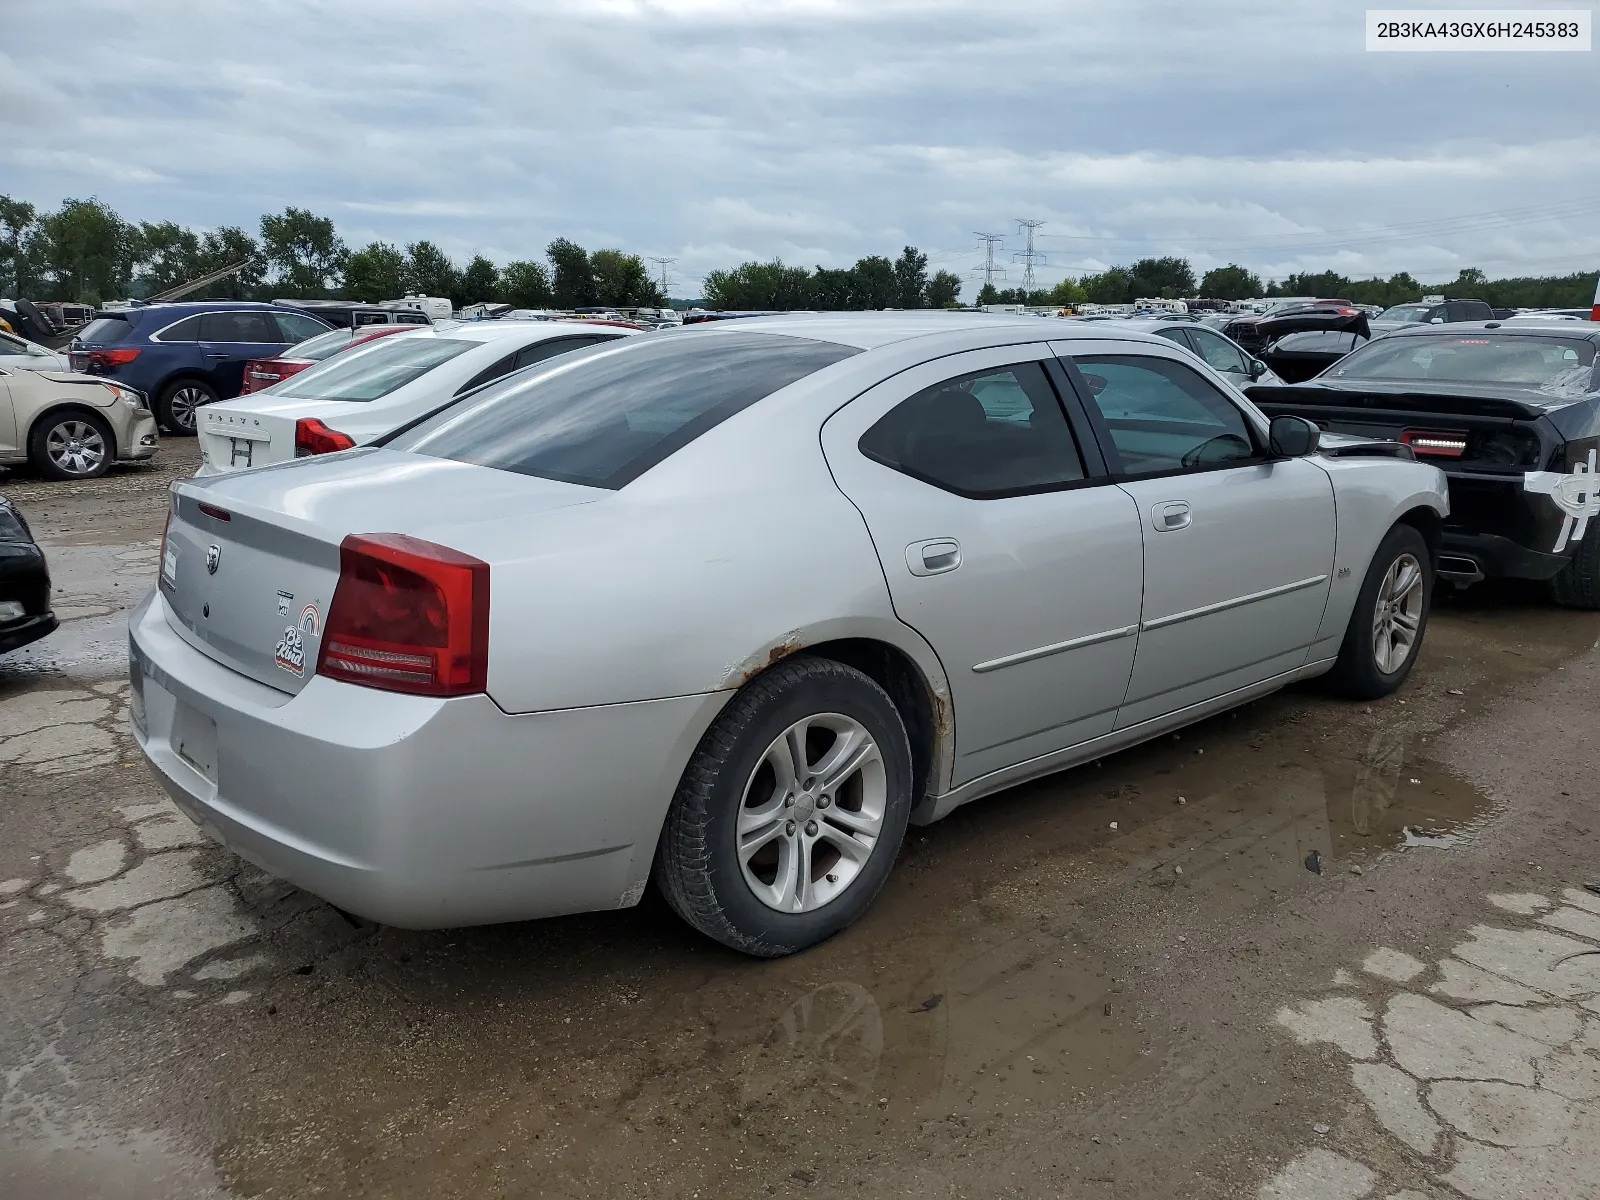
{"left": 390, "top": 330, "right": 859, "bottom": 489}
{"left": 286, "top": 328, "right": 360, "bottom": 361}
{"left": 77, "top": 317, "right": 131, "bottom": 345}
{"left": 273, "top": 336, "right": 472, "bottom": 401}
{"left": 1329, "top": 334, "right": 1596, "bottom": 387}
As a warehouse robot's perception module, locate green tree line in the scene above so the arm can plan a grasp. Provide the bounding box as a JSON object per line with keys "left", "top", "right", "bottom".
{"left": 975, "top": 255, "right": 1595, "bottom": 311}
{"left": 702, "top": 247, "right": 964, "bottom": 311}
{"left": 2, "top": 195, "right": 1593, "bottom": 314}
{"left": 0, "top": 195, "right": 665, "bottom": 310}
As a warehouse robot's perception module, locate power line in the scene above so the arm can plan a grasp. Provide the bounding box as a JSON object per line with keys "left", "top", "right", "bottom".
{"left": 972, "top": 233, "right": 1007, "bottom": 289}
{"left": 646, "top": 256, "right": 676, "bottom": 297}
{"left": 1013, "top": 219, "right": 1046, "bottom": 291}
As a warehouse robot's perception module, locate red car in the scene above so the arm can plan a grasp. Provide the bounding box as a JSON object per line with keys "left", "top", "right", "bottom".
{"left": 240, "top": 324, "right": 419, "bottom": 394}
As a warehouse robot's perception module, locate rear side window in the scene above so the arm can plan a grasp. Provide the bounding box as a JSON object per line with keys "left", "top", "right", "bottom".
{"left": 1074, "top": 354, "right": 1258, "bottom": 477}
{"left": 393, "top": 331, "right": 858, "bottom": 489}
{"left": 275, "top": 336, "right": 473, "bottom": 401}
{"left": 152, "top": 315, "right": 204, "bottom": 342}
{"left": 513, "top": 335, "right": 615, "bottom": 369}
{"left": 859, "top": 362, "right": 1086, "bottom": 498}
{"left": 78, "top": 317, "right": 132, "bottom": 345}
{"left": 395, "top": 313, "right": 430, "bottom": 324}
{"left": 200, "top": 311, "right": 278, "bottom": 343}
{"left": 1189, "top": 329, "right": 1251, "bottom": 375}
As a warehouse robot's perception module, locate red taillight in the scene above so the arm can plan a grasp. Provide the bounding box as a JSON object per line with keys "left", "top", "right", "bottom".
{"left": 317, "top": 534, "right": 489, "bottom": 697}
{"left": 1402, "top": 430, "right": 1469, "bottom": 458}
{"left": 295, "top": 418, "right": 357, "bottom": 457}
{"left": 87, "top": 347, "right": 141, "bottom": 371}
{"left": 1334, "top": 307, "right": 1358, "bottom": 316}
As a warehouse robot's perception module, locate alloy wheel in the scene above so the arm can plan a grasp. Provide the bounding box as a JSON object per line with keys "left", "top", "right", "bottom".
{"left": 1372, "top": 552, "right": 1424, "bottom": 674}
{"left": 45, "top": 420, "right": 107, "bottom": 477}
{"left": 167, "top": 386, "right": 207, "bottom": 431}
{"left": 736, "top": 713, "right": 887, "bottom": 913}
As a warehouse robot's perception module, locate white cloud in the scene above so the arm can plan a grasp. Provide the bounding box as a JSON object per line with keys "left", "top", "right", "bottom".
{"left": 0, "top": 0, "right": 1595, "bottom": 296}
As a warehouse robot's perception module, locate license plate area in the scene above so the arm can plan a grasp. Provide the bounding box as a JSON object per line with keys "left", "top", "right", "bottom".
{"left": 171, "top": 700, "right": 218, "bottom": 783}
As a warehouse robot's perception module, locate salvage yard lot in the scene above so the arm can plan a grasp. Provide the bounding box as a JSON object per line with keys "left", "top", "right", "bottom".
{"left": 4, "top": 444, "right": 1600, "bottom": 1199}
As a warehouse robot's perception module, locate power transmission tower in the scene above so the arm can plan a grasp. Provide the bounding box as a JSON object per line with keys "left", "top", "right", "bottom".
{"left": 646, "top": 256, "right": 676, "bottom": 298}
{"left": 1013, "top": 220, "right": 1046, "bottom": 293}
{"left": 972, "top": 233, "right": 1007, "bottom": 290}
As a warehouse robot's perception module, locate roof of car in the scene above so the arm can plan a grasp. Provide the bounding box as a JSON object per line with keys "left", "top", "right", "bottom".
{"left": 380, "top": 319, "right": 631, "bottom": 346}
{"left": 1380, "top": 319, "right": 1600, "bottom": 340}
{"left": 693, "top": 310, "right": 1184, "bottom": 351}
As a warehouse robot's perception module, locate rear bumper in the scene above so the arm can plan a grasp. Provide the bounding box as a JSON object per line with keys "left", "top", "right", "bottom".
{"left": 0, "top": 612, "right": 57, "bottom": 655}
{"left": 128, "top": 590, "right": 727, "bottom": 928}
{"left": 1439, "top": 531, "right": 1571, "bottom": 582}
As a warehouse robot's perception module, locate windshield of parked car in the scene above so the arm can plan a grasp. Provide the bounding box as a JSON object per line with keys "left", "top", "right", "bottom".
{"left": 1329, "top": 334, "right": 1596, "bottom": 388}
{"left": 77, "top": 317, "right": 132, "bottom": 345}
{"left": 284, "top": 328, "right": 359, "bottom": 360}
{"left": 271, "top": 336, "right": 473, "bottom": 401}
{"left": 390, "top": 330, "right": 860, "bottom": 489}
{"left": 1376, "top": 305, "right": 1432, "bottom": 323}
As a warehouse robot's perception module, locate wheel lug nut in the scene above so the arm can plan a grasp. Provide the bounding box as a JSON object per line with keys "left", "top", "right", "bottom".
{"left": 805, "top": 820, "right": 818, "bottom": 836}
{"left": 784, "top": 794, "right": 795, "bottom": 807}
{"left": 817, "top": 795, "right": 830, "bottom": 808}
{"left": 785, "top": 820, "right": 797, "bottom": 836}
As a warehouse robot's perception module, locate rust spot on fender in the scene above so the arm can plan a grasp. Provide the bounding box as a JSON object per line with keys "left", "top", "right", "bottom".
{"left": 726, "top": 635, "right": 805, "bottom": 688}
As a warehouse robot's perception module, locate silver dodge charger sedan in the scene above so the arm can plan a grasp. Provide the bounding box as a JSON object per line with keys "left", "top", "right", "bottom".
{"left": 130, "top": 314, "right": 1449, "bottom": 956}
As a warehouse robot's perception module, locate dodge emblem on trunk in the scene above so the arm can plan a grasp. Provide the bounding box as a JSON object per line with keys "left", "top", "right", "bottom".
{"left": 206, "top": 544, "right": 221, "bottom": 575}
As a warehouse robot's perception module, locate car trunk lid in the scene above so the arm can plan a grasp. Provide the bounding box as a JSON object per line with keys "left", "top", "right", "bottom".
{"left": 198, "top": 398, "right": 365, "bottom": 474}
{"left": 161, "top": 450, "right": 600, "bottom": 693}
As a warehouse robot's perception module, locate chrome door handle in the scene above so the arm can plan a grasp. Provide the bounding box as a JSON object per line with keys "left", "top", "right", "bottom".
{"left": 1151, "top": 501, "right": 1191, "bottom": 532}
{"left": 907, "top": 538, "right": 961, "bottom": 576}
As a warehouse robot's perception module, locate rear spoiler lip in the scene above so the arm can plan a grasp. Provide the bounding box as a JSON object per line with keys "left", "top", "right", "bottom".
{"left": 1245, "top": 383, "right": 1548, "bottom": 422}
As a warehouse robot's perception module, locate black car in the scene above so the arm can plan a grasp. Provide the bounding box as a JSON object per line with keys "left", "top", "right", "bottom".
{"left": 0, "top": 496, "right": 56, "bottom": 655}
{"left": 1249, "top": 322, "right": 1600, "bottom": 606}
{"left": 1221, "top": 303, "right": 1374, "bottom": 384}
{"left": 273, "top": 300, "right": 433, "bottom": 329}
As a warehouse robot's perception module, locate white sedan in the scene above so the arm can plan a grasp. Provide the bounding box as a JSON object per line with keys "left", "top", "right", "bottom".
{"left": 133, "top": 314, "right": 1447, "bottom": 955}
{"left": 195, "top": 321, "right": 631, "bottom": 474}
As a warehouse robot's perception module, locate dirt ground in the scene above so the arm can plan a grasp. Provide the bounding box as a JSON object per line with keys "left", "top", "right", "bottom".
{"left": 2, "top": 441, "right": 1599, "bottom": 1199}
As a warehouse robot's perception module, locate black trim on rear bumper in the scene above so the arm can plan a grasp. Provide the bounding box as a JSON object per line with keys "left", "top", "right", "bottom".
{"left": 0, "top": 613, "right": 58, "bottom": 655}
{"left": 1439, "top": 532, "right": 1570, "bottom": 582}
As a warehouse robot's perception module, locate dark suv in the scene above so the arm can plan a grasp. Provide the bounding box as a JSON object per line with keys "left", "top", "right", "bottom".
{"left": 69, "top": 302, "right": 333, "bottom": 433}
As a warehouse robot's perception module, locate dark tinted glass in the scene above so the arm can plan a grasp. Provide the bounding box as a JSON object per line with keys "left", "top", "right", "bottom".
{"left": 274, "top": 313, "right": 330, "bottom": 343}
{"left": 1328, "top": 334, "right": 1595, "bottom": 385}
{"left": 859, "top": 362, "right": 1086, "bottom": 497}
{"left": 78, "top": 317, "right": 132, "bottom": 345}
{"left": 154, "top": 315, "right": 204, "bottom": 342}
{"left": 1274, "top": 331, "right": 1364, "bottom": 353}
{"left": 1074, "top": 354, "right": 1257, "bottom": 476}
{"left": 200, "top": 311, "right": 278, "bottom": 343}
{"left": 394, "top": 331, "right": 857, "bottom": 489}
{"left": 513, "top": 335, "right": 614, "bottom": 369}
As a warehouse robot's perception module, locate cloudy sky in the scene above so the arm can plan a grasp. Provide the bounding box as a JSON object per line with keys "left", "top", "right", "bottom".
{"left": 4, "top": 0, "right": 1596, "bottom": 297}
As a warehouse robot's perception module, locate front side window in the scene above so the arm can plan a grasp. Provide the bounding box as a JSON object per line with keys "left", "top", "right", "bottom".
{"left": 1073, "top": 354, "right": 1258, "bottom": 477}
{"left": 200, "top": 311, "right": 278, "bottom": 343}
{"left": 392, "top": 330, "right": 858, "bottom": 489}
{"left": 274, "top": 336, "right": 474, "bottom": 401}
{"left": 858, "top": 362, "right": 1086, "bottom": 498}
{"left": 1190, "top": 329, "right": 1251, "bottom": 375}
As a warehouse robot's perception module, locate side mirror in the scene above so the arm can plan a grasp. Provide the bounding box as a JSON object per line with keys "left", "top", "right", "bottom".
{"left": 1247, "top": 357, "right": 1268, "bottom": 380}
{"left": 1268, "top": 414, "right": 1321, "bottom": 458}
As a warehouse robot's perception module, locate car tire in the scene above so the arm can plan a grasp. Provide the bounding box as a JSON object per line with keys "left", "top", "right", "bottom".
{"left": 156, "top": 379, "right": 216, "bottom": 435}
{"left": 1549, "top": 527, "right": 1600, "bottom": 610}
{"left": 28, "top": 410, "right": 114, "bottom": 481}
{"left": 1324, "top": 524, "right": 1432, "bottom": 700}
{"left": 656, "top": 655, "right": 914, "bottom": 957}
